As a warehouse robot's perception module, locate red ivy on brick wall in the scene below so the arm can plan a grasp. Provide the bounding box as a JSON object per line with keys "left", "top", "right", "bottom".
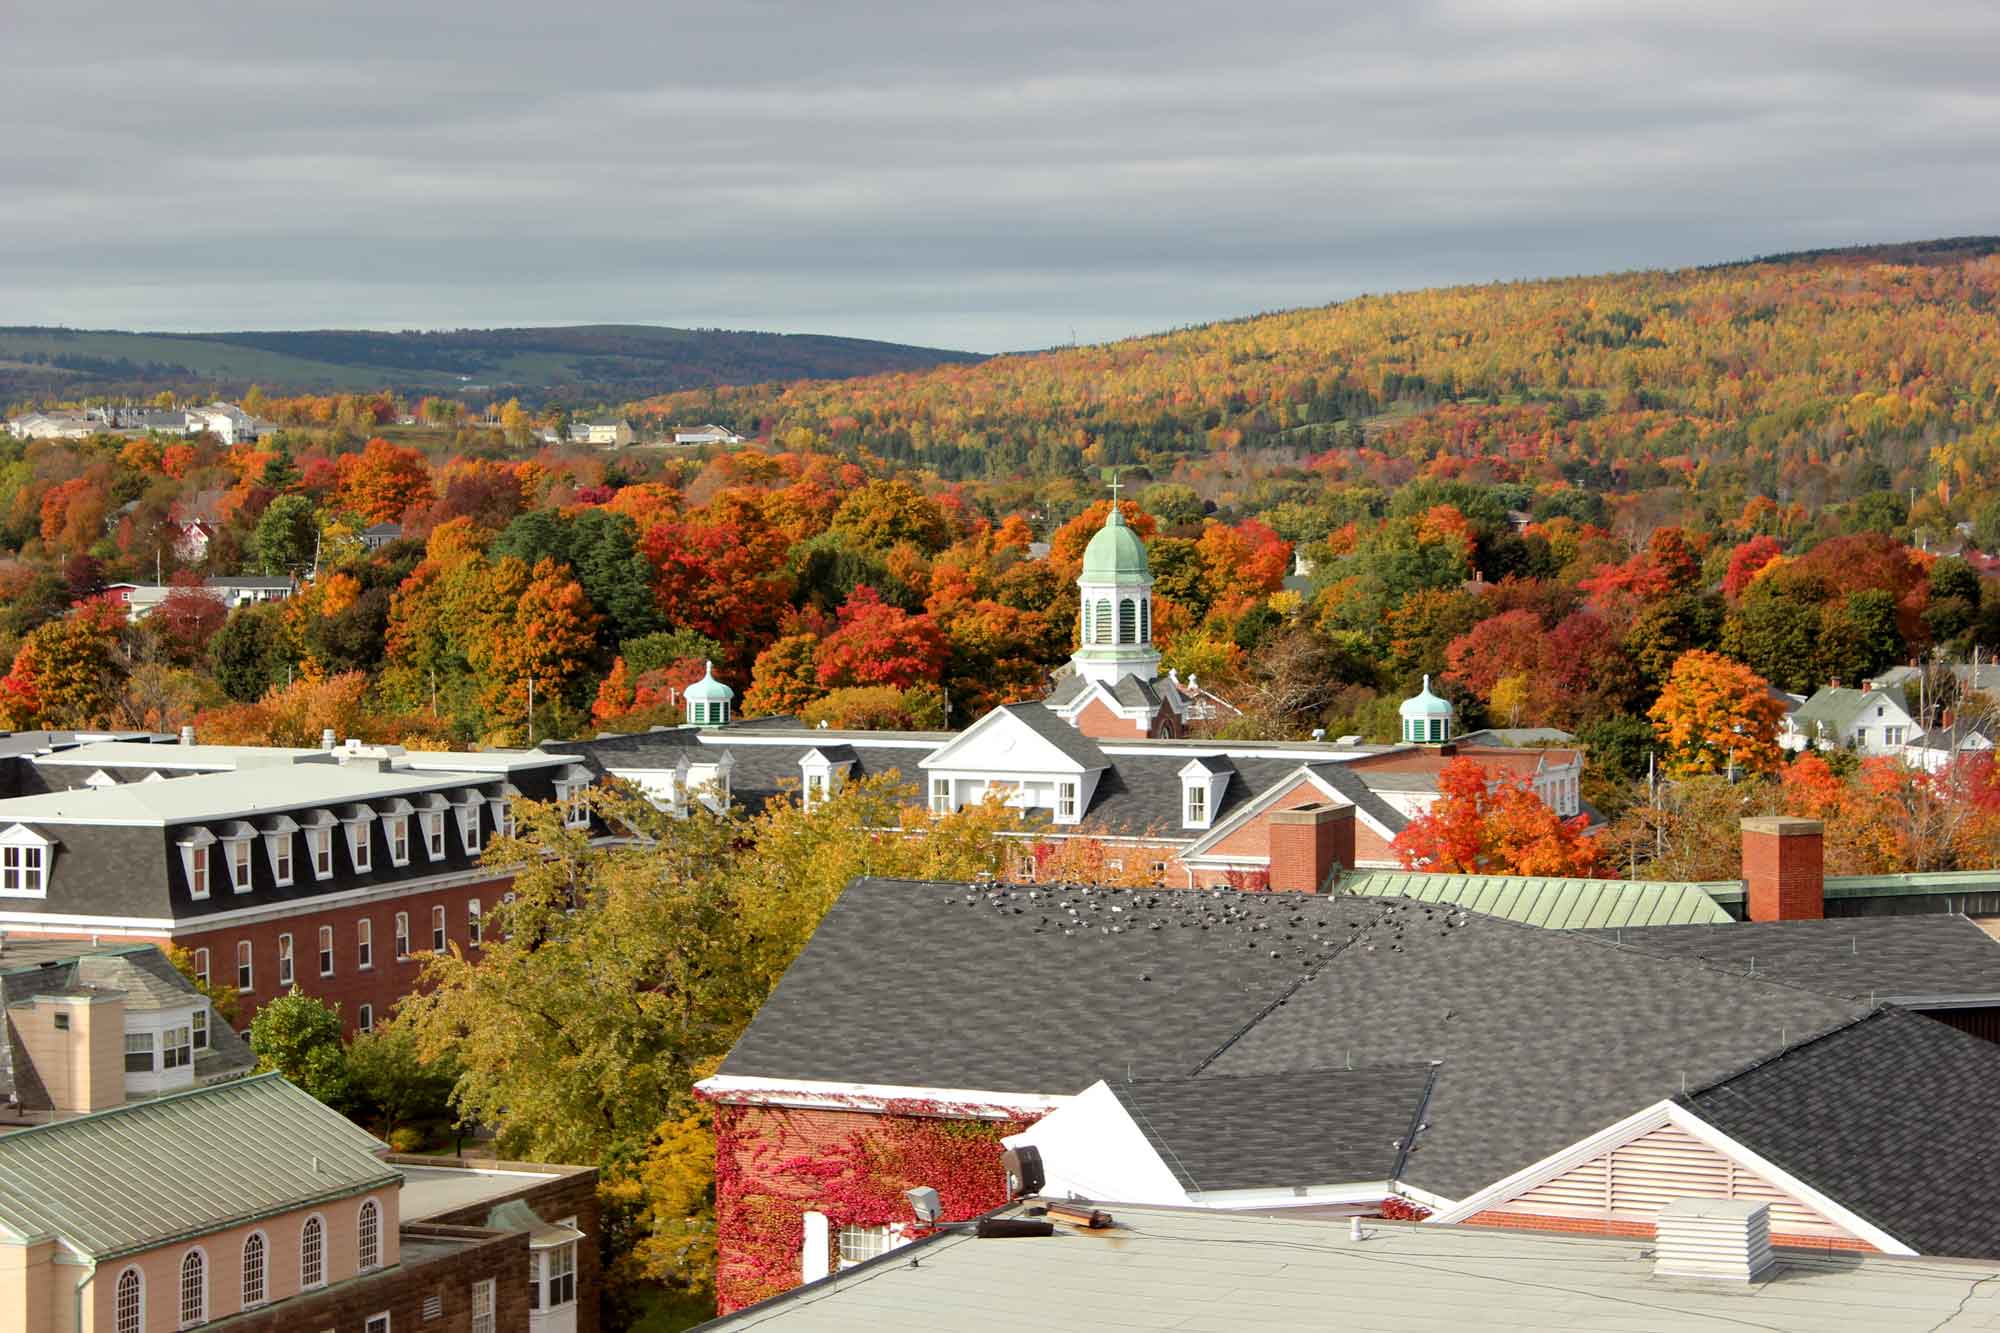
{"left": 713, "top": 1102, "right": 1037, "bottom": 1313}
{"left": 1377, "top": 1196, "right": 1433, "bottom": 1222}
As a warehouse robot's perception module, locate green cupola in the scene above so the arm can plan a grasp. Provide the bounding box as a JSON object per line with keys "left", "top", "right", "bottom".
{"left": 1080, "top": 503, "right": 1151, "bottom": 582}
{"left": 1400, "top": 675, "right": 1454, "bottom": 745}
{"left": 1072, "top": 496, "right": 1159, "bottom": 688}
{"left": 684, "top": 660, "right": 733, "bottom": 728}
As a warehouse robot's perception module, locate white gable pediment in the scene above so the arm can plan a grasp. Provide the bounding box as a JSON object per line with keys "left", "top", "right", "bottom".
{"left": 920, "top": 708, "right": 1093, "bottom": 777}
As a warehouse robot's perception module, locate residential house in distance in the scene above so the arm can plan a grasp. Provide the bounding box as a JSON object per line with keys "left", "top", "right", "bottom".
{"left": 0, "top": 1072, "right": 600, "bottom": 1333}
{"left": 568, "top": 418, "right": 635, "bottom": 448}
{"left": 103, "top": 576, "right": 295, "bottom": 620}
{"left": 672, "top": 423, "right": 747, "bottom": 445}
{"left": 360, "top": 521, "right": 405, "bottom": 550}
{"left": 6, "top": 411, "right": 97, "bottom": 441}
{"left": 169, "top": 515, "right": 217, "bottom": 564}
{"left": 0, "top": 733, "right": 597, "bottom": 1035}
{"left": 184, "top": 402, "right": 271, "bottom": 445}
{"left": 1779, "top": 684, "right": 1919, "bottom": 758}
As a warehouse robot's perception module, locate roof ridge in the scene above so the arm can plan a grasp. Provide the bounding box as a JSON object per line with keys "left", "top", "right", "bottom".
{"left": 0, "top": 1069, "right": 288, "bottom": 1143}
{"left": 1675, "top": 1007, "right": 1890, "bottom": 1103}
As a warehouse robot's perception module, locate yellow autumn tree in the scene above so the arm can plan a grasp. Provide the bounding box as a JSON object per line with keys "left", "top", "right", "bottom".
{"left": 1647, "top": 649, "right": 1786, "bottom": 777}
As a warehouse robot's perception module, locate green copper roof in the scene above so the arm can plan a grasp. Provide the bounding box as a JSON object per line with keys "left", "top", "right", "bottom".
{"left": 683, "top": 660, "right": 733, "bottom": 702}
{"left": 1399, "top": 675, "right": 1455, "bottom": 719}
{"left": 1080, "top": 505, "right": 1150, "bottom": 582}
{"left": 1343, "top": 870, "right": 1736, "bottom": 928}
{"left": 0, "top": 1072, "right": 395, "bottom": 1260}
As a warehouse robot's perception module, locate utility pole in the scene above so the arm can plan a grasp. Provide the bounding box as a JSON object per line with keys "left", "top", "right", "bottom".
{"left": 527, "top": 675, "right": 535, "bottom": 747}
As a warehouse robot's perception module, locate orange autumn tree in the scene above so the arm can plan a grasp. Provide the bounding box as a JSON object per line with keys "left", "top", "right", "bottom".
{"left": 1647, "top": 650, "right": 1786, "bottom": 777}
{"left": 335, "top": 437, "right": 435, "bottom": 524}
{"left": 1392, "top": 757, "right": 1606, "bottom": 876}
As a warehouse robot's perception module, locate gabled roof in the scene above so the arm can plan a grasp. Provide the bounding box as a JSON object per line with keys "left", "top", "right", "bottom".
{"left": 1108, "top": 1066, "right": 1434, "bottom": 1193}
{"left": 1344, "top": 870, "right": 1735, "bottom": 927}
{"left": 1682, "top": 1007, "right": 2000, "bottom": 1258}
{"left": 1596, "top": 915, "right": 2000, "bottom": 1003}
{"left": 921, "top": 703, "right": 1107, "bottom": 775}
{"left": 0, "top": 1073, "right": 393, "bottom": 1259}
{"left": 1792, "top": 686, "right": 1902, "bottom": 731}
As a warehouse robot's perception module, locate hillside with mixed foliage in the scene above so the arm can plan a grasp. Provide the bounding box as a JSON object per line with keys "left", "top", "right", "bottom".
{"left": 0, "top": 323, "right": 981, "bottom": 406}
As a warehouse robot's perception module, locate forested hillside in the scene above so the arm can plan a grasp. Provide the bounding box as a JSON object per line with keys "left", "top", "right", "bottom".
{"left": 636, "top": 237, "right": 2000, "bottom": 534}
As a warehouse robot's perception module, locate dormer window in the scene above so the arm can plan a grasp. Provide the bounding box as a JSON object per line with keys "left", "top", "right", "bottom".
{"left": 803, "top": 771, "right": 828, "bottom": 808}
{"left": 421, "top": 811, "right": 445, "bottom": 859}
{"left": 176, "top": 829, "right": 216, "bottom": 900}
{"left": 1185, "top": 784, "right": 1208, "bottom": 826}
{"left": 1058, "top": 782, "right": 1078, "bottom": 822}
{"left": 309, "top": 825, "right": 333, "bottom": 878}
{"left": 458, "top": 797, "right": 483, "bottom": 853}
{"left": 0, "top": 826, "right": 51, "bottom": 898}
{"left": 930, "top": 777, "right": 953, "bottom": 814}
{"left": 798, "top": 750, "right": 852, "bottom": 811}
{"left": 1178, "top": 758, "right": 1227, "bottom": 831}
{"left": 261, "top": 816, "right": 297, "bottom": 886}
{"left": 388, "top": 818, "right": 410, "bottom": 865}
{"left": 229, "top": 838, "right": 253, "bottom": 892}
{"left": 555, "top": 777, "right": 591, "bottom": 829}
{"left": 353, "top": 823, "right": 374, "bottom": 871}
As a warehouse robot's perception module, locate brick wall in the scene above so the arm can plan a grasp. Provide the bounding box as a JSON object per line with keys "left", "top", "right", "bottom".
{"left": 208, "top": 1224, "right": 529, "bottom": 1333}
{"left": 1741, "top": 817, "right": 1824, "bottom": 922}
{"left": 385, "top": 1156, "right": 601, "bottom": 1333}
{"left": 1072, "top": 698, "right": 1148, "bottom": 739}
{"left": 1267, "top": 804, "right": 1355, "bottom": 893}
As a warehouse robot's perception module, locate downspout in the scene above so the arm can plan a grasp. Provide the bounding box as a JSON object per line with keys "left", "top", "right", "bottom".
{"left": 72, "top": 1258, "right": 95, "bottom": 1333}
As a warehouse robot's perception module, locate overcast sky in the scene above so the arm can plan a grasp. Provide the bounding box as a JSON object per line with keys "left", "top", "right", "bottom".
{"left": 5, "top": 0, "right": 1999, "bottom": 352}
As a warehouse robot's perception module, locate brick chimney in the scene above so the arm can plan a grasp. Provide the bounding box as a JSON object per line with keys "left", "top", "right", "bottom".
{"left": 1267, "top": 803, "right": 1355, "bottom": 894}
{"left": 1741, "top": 817, "right": 1824, "bottom": 921}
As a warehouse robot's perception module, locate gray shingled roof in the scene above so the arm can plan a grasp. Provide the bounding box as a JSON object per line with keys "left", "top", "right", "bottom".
{"left": 0, "top": 1073, "right": 394, "bottom": 1259}
{"left": 1595, "top": 916, "right": 2000, "bottom": 1003}
{"left": 1684, "top": 1008, "right": 2000, "bottom": 1257}
{"left": 1108, "top": 1066, "right": 1434, "bottom": 1193}
{"left": 996, "top": 703, "right": 1109, "bottom": 771}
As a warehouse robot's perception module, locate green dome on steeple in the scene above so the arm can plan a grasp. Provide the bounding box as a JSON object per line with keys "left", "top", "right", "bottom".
{"left": 1081, "top": 504, "right": 1150, "bottom": 582}
{"left": 684, "top": 660, "right": 733, "bottom": 727}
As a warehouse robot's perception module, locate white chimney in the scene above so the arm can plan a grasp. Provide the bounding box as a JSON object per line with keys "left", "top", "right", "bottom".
{"left": 179, "top": 724, "right": 195, "bottom": 746}
{"left": 321, "top": 728, "right": 336, "bottom": 750}
{"left": 1654, "top": 1199, "right": 1775, "bottom": 1283}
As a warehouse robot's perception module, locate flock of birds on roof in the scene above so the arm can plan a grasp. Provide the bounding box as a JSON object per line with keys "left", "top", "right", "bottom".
{"left": 939, "top": 883, "right": 1474, "bottom": 980}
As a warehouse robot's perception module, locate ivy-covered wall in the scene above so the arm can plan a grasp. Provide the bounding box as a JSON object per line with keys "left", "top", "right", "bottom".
{"left": 712, "top": 1101, "right": 1037, "bottom": 1313}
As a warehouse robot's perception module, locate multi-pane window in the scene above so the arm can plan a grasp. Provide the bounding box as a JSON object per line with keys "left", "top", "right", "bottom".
{"left": 358, "top": 1199, "right": 382, "bottom": 1271}
{"left": 187, "top": 844, "right": 209, "bottom": 898}
{"left": 395, "top": 912, "right": 411, "bottom": 959}
{"left": 0, "top": 843, "right": 45, "bottom": 895}
{"left": 192, "top": 1005, "right": 208, "bottom": 1051}
{"left": 269, "top": 835, "right": 292, "bottom": 885}
{"left": 115, "top": 1269, "right": 141, "bottom": 1333}
{"left": 432, "top": 905, "right": 446, "bottom": 952}
{"left": 930, "top": 778, "right": 952, "bottom": 814}
{"left": 358, "top": 1003, "right": 374, "bottom": 1033}
{"left": 192, "top": 947, "right": 209, "bottom": 985}
{"left": 1185, "top": 785, "right": 1207, "bottom": 825}
{"left": 300, "top": 1215, "right": 325, "bottom": 1288}
{"left": 237, "top": 940, "right": 253, "bottom": 991}
{"left": 838, "top": 1224, "right": 891, "bottom": 1266}
{"left": 241, "top": 1233, "right": 266, "bottom": 1307}
{"left": 179, "top": 1249, "right": 205, "bottom": 1327}
{"left": 1885, "top": 725, "right": 1907, "bottom": 746}
{"left": 547, "top": 1242, "right": 577, "bottom": 1307}
{"left": 230, "top": 839, "right": 253, "bottom": 892}
{"left": 468, "top": 899, "right": 482, "bottom": 948}
{"left": 424, "top": 813, "right": 445, "bottom": 858}
{"left": 350, "top": 823, "right": 372, "bottom": 873}
{"left": 358, "top": 918, "right": 374, "bottom": 969}
{"left": 1058, "top": 783, "right": 1077, "bottom": 819}
{"left": 319, "top": 925, "right": 335, "bottom": 976}
{"left": 471, "top": 1278, "right": 496, "bottom": 1333}
{"left": 277, "top": 934, "right": 295, "bottom": 987}
{"left": 125, "top": 1030, "right": 154, "bottom": 1074}
{"left": 163, "top": 1024, "right": 191, "bottom": 1070}
{"left": 803, "top": 772, "right": 827, "bottom": 808}
{"left": 494, "top": 800, "right": 514, "bottom": 840}
{"left": 389, "top": 818, "right": 410, "bottom": 865}
{"left": 365, "top": 1317, "right": 390, "bottom": 1333}
{"left": 561, "top": 784, "right": 590, "bottom": 829}
{"left": 459, "top": 804, "right": 482, "bottom": 853}
{"left": 310, "top": 826, "right": 333, "bottom": 878}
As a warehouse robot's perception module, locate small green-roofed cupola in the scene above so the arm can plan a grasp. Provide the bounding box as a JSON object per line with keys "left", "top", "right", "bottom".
{"left": 1080, "top": 503, "right": 1151, "bottom": 582}
{"left": 1400, "top": 675, "right": 1455, "bottom": 745}
{"left": 684, "top": 660, "right": 733, "bottom": 728}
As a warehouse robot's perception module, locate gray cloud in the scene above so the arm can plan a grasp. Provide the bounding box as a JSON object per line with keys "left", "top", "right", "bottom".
{"left": 5, "top": 0, "right": 1999, "bottom": 351}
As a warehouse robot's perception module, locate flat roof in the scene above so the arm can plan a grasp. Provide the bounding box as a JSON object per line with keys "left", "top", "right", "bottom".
{"left": 0, "top": 763, "right": 497, "bottom": 827}
{"left": 703, "top": 1204, "right": 2000, "bottom": 1331}
{"left": 398, "top": 1163, "right": 566, "bottom": 1221}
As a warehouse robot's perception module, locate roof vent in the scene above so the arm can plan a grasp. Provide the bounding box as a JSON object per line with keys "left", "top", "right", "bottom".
{"left": 322, "top": 728, "right": 336, "bottom": 750}
{"left": 179, "top": 724, "right": 195, "bottom": 745}
{"left": 1654, "top": 1199, "right": 1775, "bottom": 1283}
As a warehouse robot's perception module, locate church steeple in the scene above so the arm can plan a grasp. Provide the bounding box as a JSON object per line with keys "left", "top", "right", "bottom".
{"left": 1071, "top": 484, "right": 1160, "bottom": 687}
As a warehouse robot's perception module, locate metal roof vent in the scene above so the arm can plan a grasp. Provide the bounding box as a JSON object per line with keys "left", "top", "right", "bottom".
{"left": 1654, "top": 1199, "right": 1775, "bottom": 1283}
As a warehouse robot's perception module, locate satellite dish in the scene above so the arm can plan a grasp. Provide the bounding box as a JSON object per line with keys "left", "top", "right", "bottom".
{"left": 1001, "top": 1145, "right": 1045, "bottom": 1198}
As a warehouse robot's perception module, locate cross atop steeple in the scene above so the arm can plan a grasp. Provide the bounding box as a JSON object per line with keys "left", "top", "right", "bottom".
{"left": 1106, "top": 472, "right": 1123, "bottom": 503}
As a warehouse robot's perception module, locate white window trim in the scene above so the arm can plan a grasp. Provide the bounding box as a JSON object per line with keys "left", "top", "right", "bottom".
{"left": 192, "top": 947, "right": 209, "bottom": 985}
{"left": 177, "top": 1245, "right": 208, "bottom": 1331}
{"left": 263, "top": 818, "right": 298, "bottom": 887}
{"left": 358, "top": 1003, "right": 374, "bottom": 1033}
{"left": 177, "top": 829, "right": 216, "bottom": 901}
{"left": 431, "top": 904, "right": 446, "bottom": 953}
{"left": 241, "top": 1229, "right": 269, "bottom": 1309}
{"left": 307, "top": 824, "right": 335, "bottom": 881}
{"left": 300, "top": 1213, "right": 327, "bottom": 1290}
{"left": 357, "top": 1198, "right": 383, "bottom": 1272}
{"left": 468, "top": 898, "right": 482, "bottom": 948}
{"left": 277, "top": 933, "right": 295, "bottom": 988}
{"left": 318, "top": 925, "right": 335, "bottom": 977}
{"left": 225, "top": 836, "right": 255, "bottom": 894}
{"left": 387, "top": 817, "right": 411, "bottom": 868}
{"left": 236, "top": 940, "right": 254, "bottom": 993}
{"left": 113, "top": 1266, "right": 143, "bottom": 1333}
{"left": 357, "top": 918, "right": 374, "bottom": 970}
{"left": 394, "top": 912, "right": 411, "bottom": 959}
{"left": 0, "top": 825, "right": 52, "bottom": 899}
{"left": 421, "top": 810, "right": 446, "bottom": 859}
{"left": 458, "top": 802, "right": 483, "bottom": 854}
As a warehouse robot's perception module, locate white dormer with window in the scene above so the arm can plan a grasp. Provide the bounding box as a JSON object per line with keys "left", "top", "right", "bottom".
{"left": 918, "top": 704, "right": 1107, "bottom": 823}
{"left": 416, "top": 794, "right": 449, "bottom": 859}
{"left": 176, "top": 827, "right": 217, "bottom": 900}
{"left": 798, "top": 748, "right": 855, "bottom": 811}
{"left": 554, "top": 766, "right": 595, "bottom": 829}
{"left": 219, "top": 822, "right": 257, "bottom": 894}
{"left": 377, "top": 798, "right": 414, "bottom": 865}
{"left": 260, "top": 815, "right": 298, "bottom": 886}
{"left": 1178, "top": 758, "right": 1231, "bottom": 830}
{"left": 0, "top": 825, "right": 52, "bottom": 898}
{"left": 492, "top": 785, "right": 519, "bottom": 839}
{"left": 300, "top": 809, "right": 337, "bottom": 880}
{"left": 684, "top": 751, "right": 733, "bottom": 816}
{"left": 338, "top": 805, "right": 378, "bottom": 873}
{"left": 454, "top": 790, "right": 485, "bottom": 853}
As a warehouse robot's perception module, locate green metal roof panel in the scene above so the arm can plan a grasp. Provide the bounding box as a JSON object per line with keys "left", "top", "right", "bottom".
{"left": 1342, "top": 871, "right": 1735, "bottom": 928}
{"left": 0, "top": 1072, "right": 395, "bottom": 1259}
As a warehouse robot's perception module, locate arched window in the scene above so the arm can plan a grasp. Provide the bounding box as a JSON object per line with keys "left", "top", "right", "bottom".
{"left": 1118, "top": 599, "right": 1137, "bottom": 644}
{"left": 242, "top": 1232, "right": 266, "bottom": 1307}
{"left": 300, "top": 1215, "right": 325, "bottom": 1288}
{"left": 1139, "top": 597, "right": 1150, "bottom": 642}
{"left": 114, "top": 1269, "right": 142, "bottom": 1333}
{"left": 179, "top": 1249, "right": 206, "bottom": 1327}
{"left": 1093, "top": 599, "right": 1112, "bottom": 644}
{"left": 358, "top": 1198, "right": 381, "bottom": 1271}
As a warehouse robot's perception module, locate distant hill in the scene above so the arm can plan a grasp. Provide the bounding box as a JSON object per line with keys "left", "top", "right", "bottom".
{"left": 0, "top": 323, "right": 982, "bottom": 405}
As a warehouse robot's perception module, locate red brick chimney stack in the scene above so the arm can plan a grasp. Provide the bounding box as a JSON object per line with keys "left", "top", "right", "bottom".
{"left": 1741, "top": 817, "right": 1824, "bottom": 921}
{"left": 1267, "top": 803, "right": 1356, "bottom": 894}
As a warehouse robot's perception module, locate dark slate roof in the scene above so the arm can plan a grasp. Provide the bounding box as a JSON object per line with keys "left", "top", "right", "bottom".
{"left": 1109, "top": 676, "right": 1163, "bottom": 710}
{"left": 1043, "top": 675, "right": 1092, "bottom": 708}
{"left": 1593, "top": 916, "right": 2000, "bottom": 1003}
{"left": 1108, "top": 1066, "right": 1434, "bottom": 1193}
{"left": 1683, "top": 1007, "right": 2000, "bottom": 1258}
{"left": 1305, "top": 763, "right": 1410, "bottom": 836}
{"left": 999, "top": 703, "right": 1108, "bottom": 771}
{"left": 719, "top": 880, "right": 1353, "bottom": 1092}
{"left": 1203, "top": 907, "right": 1867, "bottom": 1201}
